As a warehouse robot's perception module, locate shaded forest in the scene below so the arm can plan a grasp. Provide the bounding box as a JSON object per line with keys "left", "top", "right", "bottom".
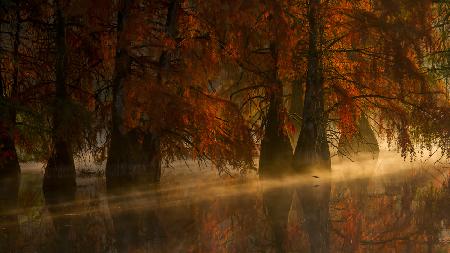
{"left": 0, "top": 0, "right": 449, "bottom": 252}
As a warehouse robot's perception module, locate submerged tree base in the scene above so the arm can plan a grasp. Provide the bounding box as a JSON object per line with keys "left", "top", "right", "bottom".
{"left": 106, "top": 130, "right": 160, "bottom": 189}
{"left": 43, "top": 140, "right": 76, "bottom": 192}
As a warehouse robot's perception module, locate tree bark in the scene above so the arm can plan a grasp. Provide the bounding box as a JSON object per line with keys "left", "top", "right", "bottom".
{"left": 259, "top": 91, "right": 293, "bottom": 177}
{"left": 0, "top": 8, "right": 20, "bottom": 177}
{"left": 43, "top": 0, "right": 76, "bottom": 191}
{"left": 259, "top": 40, "right": 293, "bottom": 253}
{"left": 261, "top": 89, "right": 293, "bottom": 253}
{"left": 293, "top": 0, "right": 330, "bottom": 171}
{"left": 0, "top": 76, "right": 20, "bottom": 177}
{"left": 259, "top": 41, "right": 293, "bottom": 177}
{"left": 0, "top": 9, "right": 21, "bottom": 251}
{"left": 292, "top": 1, "right": 331, "bottom": 252}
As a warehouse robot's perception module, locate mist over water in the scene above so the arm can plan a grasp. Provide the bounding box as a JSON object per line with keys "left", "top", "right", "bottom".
{"left": 1, "top": 150, "right": 449, "bottom": 253}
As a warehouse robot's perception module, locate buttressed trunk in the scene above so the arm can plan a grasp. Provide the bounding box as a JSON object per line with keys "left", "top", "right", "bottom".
{"left": 293, "top": 1, "right": 331, "bottom": 252}
{"left": 259, "top": 43, "right": 293, "bottom": 178}
{"left": 0, "top": 7, "right": 20, "bottom": 177}
{"left": 293, "top": 0, "right": 330, "bottom": 171}
{"left": 43, "top": 1, "right": 76, "bottom": 191}
{"left": 259, "top": 41, "right": 293, "bottom": 252}
{"left": 0, "top": 77, "right": 20, "bottom": 177}
{"left": 259, "top": 93, "right": 293, "bottom": 177}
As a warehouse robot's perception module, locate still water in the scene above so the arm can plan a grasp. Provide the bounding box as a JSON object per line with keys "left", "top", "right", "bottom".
{"left": 0, "top": 151, "right": 449, "bottom": 253}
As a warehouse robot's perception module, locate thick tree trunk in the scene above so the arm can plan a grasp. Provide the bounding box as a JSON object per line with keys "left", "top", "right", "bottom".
{"left": 0, "top": 91, "right": 20, "bottom": 176}
{"left": 261, "top": 98, "right": 293, "bottom": 252}
{"left": 259, "top": 42, "right": 293, "bottom": 252}
{"left": 0, "top": 7, "right": 20, "bottom": 177}
{"left": 293, "top": 0, "right": 330, "bottom": 171}
{"left": 0, "top": 10, "right": 21, "bottom": 251}
{"left": 259, "top": 42, "right": 293, "bottom": 178}
{"left": 0, "top": 119, "right": 20, "bottom": 176}
{"left": 43, "top": 1, "right": 76, "bottom": 191}
{"left": 259, "top": 93, "right": 293, "bottom": 177}
{"left": 106, "top": 0, "right": 165, "bottom": 188}
{"left": 292, "top": 1, "right": 331, "bottom": 252}
{"left": 106, "top": 129, "right": 161, "bottom": 188}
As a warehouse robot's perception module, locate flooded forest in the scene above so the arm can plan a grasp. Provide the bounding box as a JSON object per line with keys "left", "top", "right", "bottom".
{"left": 0, "top": 0, "right": 449, "bottom": 252}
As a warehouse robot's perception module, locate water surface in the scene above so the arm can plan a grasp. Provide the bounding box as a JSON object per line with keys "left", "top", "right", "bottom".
{"left": 0, "top": 151, "right": 449, "bottom": 252}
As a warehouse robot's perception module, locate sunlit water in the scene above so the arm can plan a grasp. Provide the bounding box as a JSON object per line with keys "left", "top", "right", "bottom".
{"left": 0, "top": 151, "right": 449, "bottom": 253}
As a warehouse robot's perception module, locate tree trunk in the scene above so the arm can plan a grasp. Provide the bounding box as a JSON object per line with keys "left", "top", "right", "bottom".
{"left": 106, "top": 128, "right": 161, "bottom": 188}
{"left": 43, "top": 1, "right": 76, "bottom": 191}
{"left": 261, "top": 91, "right": 293, "bottom": 252}
{"left": 261, "top": 96, "right": 293, "bottom": 252}
{"left": 0, "top": 15, "right": 20, "bottom": 178}
{"left": 0, "top": 78, "right": 20, "bottom": 177}
{"left": 0, "top": 10, "right": 21, "bottom": 251}
{"left": 293, "top": 0, "right": 330, "bottom": 171}
{"left": 259, "top": 41, "right": 293, "bottom": 252}
{"left": 106, "top": 0, "right": 172, "bottom": 188}
{"left": 292, "top": 1, "right": 331, "bottom": 252}
{"left": 259, "top": 92, "right": 293, "bottom": 177}
{"left": 259, "top": 41, "right": 293, "bottom": 177}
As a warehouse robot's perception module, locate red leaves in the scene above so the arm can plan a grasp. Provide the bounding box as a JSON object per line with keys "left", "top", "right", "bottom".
{"left": 338, "top": 102, "right": 358, "bottom": 139}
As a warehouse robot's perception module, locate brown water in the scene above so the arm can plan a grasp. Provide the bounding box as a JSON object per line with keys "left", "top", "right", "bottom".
{"left": 0, "top": 151, "right": 449, "bottom": 253}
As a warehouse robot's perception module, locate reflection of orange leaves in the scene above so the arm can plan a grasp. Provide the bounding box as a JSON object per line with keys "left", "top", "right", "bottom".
{"left": 163, "top": 37, "right": 177, "bottom": 50}
{"left": 285, "top": 120, "right": 296, "bottom": 135}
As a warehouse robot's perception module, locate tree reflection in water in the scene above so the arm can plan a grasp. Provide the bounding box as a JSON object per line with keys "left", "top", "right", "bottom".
{"left": 107, "top": 184, "right": 166, "bottom": 253}
{"left": 0, "top": 174, "right": 20, "bottom": 253}
{"left": 0, "top": 159, "right": 448, "bottom": 253}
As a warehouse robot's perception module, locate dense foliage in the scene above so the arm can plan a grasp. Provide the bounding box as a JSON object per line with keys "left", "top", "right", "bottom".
{"left": 0, "top": 0, "right": 448, "bottom": 184}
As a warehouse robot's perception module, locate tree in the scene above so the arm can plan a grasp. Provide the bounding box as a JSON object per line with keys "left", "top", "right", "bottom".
{"left": 42, "top": 0, "right": 77, "bottom": 191}
{"left": 0, "top": 0, "right": 21, "bottom": 177}
{"left": 105, "top": 0, "right": 255, "bottom": 187}
{"left": 105, "top": 0, "right": 179, "bottom": 187}
{"left": 293, "top": 0, "right": 330, "bottom": 172}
